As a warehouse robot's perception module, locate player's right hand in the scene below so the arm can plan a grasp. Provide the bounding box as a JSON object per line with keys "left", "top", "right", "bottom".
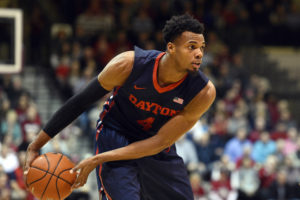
{"left": 23, "top": 147, "right": 40, "bottom": 178}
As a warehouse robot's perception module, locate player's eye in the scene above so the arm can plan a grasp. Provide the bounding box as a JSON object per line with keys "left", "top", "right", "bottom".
{"left": 188, "top": 45, "right": 196, "bottom": 50}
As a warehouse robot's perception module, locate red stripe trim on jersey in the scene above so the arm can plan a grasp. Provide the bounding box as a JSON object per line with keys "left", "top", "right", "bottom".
{"left": 96, "top": 87, "right": 120, "bottom": 140}
{"left": 95, "top": 124, "right": 103, "bottom": 148}
{"left": 153, "top": 52, "right": 187, "bottom": 93}
{"left": 95, "top": 126, "right": 111, "bottom": 199}
{"left": 165, "top": 146, "right": 171, "bottom": 153}
{"left": 99, "top": 164, "right": 112, "bottom": 200}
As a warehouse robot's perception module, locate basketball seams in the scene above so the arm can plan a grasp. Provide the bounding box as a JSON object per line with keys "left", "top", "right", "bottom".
{"left": 26, "top": 154, "right": 50, "bottom": 187}
{"left": 56, "top": 168, "right": 75, "bottom": 199}
{"left": 27, "top": 153, "right": 76, "bottom": 200}
{"left": 41, "top": 153, "right": 64, "bottom": 200}
{"left": 30, "top": 166, "right": 74, "bottom": 186}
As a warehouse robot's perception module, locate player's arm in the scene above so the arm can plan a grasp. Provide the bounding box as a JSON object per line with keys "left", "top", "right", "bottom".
{"left": 98, "top": 81, "right": 216, "bottom": 160}
{"left": 71, "top": 81, "right": 216, "bottom": 188}
{"left": 24, "top": 51, "right": 134, "bottom": 174}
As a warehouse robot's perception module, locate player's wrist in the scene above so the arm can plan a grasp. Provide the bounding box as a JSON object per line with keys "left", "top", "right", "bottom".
{"left": 93, "top": 155, "right": 104, "bottom": 165}
{"left": 27, "top": 143, "right": 40, "bottom": 152}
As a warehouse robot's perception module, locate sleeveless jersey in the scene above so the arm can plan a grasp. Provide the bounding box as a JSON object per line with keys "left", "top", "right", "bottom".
{"left": 99, "top": 46, "right": 209, "bottom": 142}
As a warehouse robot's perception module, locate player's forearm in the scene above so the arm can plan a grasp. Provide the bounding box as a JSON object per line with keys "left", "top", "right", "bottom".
{"left": 94, "top": 135, "right": 166, "bottom": 163}
{"left": 43, "top": 77, "right": 109, "bottom": 138}
{"left": 28, "top": 130, "right": 52, "bottom": 151}
{"left": 94, "top": 115, "right": 194, "bottom": 163}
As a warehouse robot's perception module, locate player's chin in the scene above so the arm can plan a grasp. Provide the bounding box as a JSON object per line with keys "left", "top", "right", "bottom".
{"left": 187, "top": 68, "right": 199, "bottom": 76}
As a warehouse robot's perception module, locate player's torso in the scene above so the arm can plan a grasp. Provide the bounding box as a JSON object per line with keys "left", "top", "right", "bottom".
{"left": 100, "top": 47, "right": 208, "bottom": 141}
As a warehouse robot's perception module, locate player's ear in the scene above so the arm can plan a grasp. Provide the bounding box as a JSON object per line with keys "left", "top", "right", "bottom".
{"left": 167, "top": 42, "right": 175, "bottom": 54}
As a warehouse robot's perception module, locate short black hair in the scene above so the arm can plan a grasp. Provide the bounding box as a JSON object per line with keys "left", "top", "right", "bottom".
{"left": 162, "top": 14, "right": 204, "bottom": 43}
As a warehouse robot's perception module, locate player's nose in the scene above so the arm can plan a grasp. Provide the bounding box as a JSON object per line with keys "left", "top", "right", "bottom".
{"left": 195, "top": 49, "right": 203, "bottom": 59}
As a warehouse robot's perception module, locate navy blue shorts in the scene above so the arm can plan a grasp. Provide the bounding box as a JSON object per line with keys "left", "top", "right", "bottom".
{"left": 94, "top": 124, "right": 193, "bottom": 200}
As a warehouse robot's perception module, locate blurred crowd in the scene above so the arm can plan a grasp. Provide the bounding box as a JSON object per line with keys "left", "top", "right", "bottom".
{"left": 1, "top": 0, "right": 300, "bottom": 199}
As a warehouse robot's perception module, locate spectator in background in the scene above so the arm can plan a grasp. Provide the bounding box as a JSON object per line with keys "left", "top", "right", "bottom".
{"left": 132, "top": 9, "right": 154, "bottom": 35}
{"left": 227, "top": 108, "right": 249, "bottom": 136}
{"left": 265, "top": 93, "right": 280, "bottom": 127}
{"left": 54, "top": 42, "right": 72, "bottom": 84}
{"left": 111, "top": 31, "right": 133, "bottom": 54}
{"left": 41, "top": 134, "right": 69, "bottom": 155}
{"left": 21, "top": 105, "right": 41, "bottom": 143}
{"left": 117, "top": 7, "right": 132, "bottom": 31}
{"left": 283, "top": 155, "right": 300, "bottom": 187}
{"left": 235, "top": 145, "right": 255, "bottom": 169}
{"left": 230, "top": 53, "right": 249, "bottom": 88}
{"left": 15, "top": 93, "right": 31, "bottom": 124}
{"left": 0, "top": 145, "right": 19, "bottom": 180}
{"left": 0, "top": 110, "right": 22, "bottom": 146}
{"left": 71, "top": 41, "right": 83, "bottom": 62}
{"left": 271, "top": 122, "right": 288, "bottom": 140}
{"left": 194, "top": 132, "right": 220, "bottom": 168}
{"left": 258, "top": 155, "right": 278, "bottom": 199}
{"left": 73, "top": 61, "right": 95, "bottom": 94}
{"left": 5, "top": 76, "right": 27, "bottom": 109}
{"left": 189, "top": 172, "right": 207, "bottom": 200}
{"left": 13, "top": 151, "right": 27, "bottom": 192}
{"left": 211, "top": 155, "right": 236, "bottom": 182}
{"left": 0, "top": 168, "right": 10, "bottom": 200}
{"left": 224, "top": 128, "right": 251, "bottom": 162}
{"left": 79, "top": 46, "right": 96, "bottom": 75}
{"left": 76, "top": 0, "right": 114, "bottom": 41}
{"left": 250, "top": 100, "right": 271, "bottom": 130}
{"left": 232, "top": 154, "right": 260, "bottom": 200}
{"left": 223, "top": 87, "right": 241, "bottom": 116}
{"left": 29, "top": 5, "right": 47, "bottom": 64}
{"left": 278, "top": 109, "right": 296, "bottom": 129}
{"left": 176, "top": 134, "right": 199, "bottom": 173}
{"left": 210, "top": 111, "right": 228, "bottom": 137}
{"left": 208, "top": 168, "right": 237, "bottom": 200}
{"left": 274, "top": 139, "right": 286, "bottom": 165}
{"left": 68, "top": 60, "right": 81, "bottom": 91}
{"left": 154, "top": 31, "right": 165, "bottom": 51}
{"left": 251, "top": 132, "right": 276, "bottom": 164}
{"left": 94, "top": 34, "right": 115, "bottom": 69}
{"left": 249, "top": 116, "right": 266, "bottom": 143}
{"left": 2, "top": 134, "right": 19, "bottom": 153}
{"left": 266, "top": 169, "right": 299, "bottom": 200}
{"left": 283, "top": 127, "right": 298, "bottom": 156}
{"left": 295, "top": 135, "right": 300, "bottom": 166}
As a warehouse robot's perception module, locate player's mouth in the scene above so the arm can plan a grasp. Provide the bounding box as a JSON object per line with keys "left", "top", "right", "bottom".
{"left": 191, "top": 62, "right": 201, "bottom": 69}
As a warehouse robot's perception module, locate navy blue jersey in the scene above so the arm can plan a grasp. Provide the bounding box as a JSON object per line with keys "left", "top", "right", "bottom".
{"left": 99, "top": 46, "right": 208, "bottom": 142}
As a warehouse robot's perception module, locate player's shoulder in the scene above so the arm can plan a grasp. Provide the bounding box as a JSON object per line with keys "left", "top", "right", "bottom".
{"left": 98, "top": 51, "right": 134, "bottom": 90}
{"left": 134, "top": 46, "right": 162, "bottom": 60}
{"left": 194, "top": 80, "right": 216, "bottom": 103}
{"left": 114, "top": 50, "right": 135, "bottom": 63}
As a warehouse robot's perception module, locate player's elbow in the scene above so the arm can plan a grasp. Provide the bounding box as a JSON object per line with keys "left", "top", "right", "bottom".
{"left": 151, "top": 135, "right": 174, "bottom": 154}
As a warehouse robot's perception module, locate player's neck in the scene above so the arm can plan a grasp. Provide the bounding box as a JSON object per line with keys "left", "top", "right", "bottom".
{"left": 157, "top": 53, "right": 187, "bottom": 87}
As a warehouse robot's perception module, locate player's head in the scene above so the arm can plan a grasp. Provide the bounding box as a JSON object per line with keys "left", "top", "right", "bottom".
{"left": 163, "top": 14, "right": 205, "bottom": 75}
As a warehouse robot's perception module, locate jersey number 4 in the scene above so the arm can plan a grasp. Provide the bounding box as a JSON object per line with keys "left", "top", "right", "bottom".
{"left": 137, "top": 117, "right": 155, "bottom": 131}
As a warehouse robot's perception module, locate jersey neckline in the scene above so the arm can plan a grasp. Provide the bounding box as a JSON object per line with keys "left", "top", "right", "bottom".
{"left": 153, "top": 52, "right": 188, "bottom": 94}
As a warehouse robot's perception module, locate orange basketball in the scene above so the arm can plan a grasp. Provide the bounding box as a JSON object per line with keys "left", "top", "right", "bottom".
{"left": 26, "top": 152, "right": 77, "bottom": 200}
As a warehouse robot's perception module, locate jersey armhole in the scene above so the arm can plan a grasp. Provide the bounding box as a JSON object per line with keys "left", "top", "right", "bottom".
{"left": 122, "top": 46, "right": 161, "bottom": 87}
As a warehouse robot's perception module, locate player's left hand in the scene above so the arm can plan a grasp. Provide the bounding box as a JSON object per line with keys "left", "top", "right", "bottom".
{"left": 70, "top": 156, "right": 99, "bottom": 189}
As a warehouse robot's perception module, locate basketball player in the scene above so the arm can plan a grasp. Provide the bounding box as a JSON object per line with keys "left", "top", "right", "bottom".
{"left": 24, "top": 14, "right": 216, "bottom": 200}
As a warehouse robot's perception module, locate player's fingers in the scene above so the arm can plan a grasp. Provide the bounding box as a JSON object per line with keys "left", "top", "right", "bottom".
{"left": 70, "top": 168, "right": 75, "bottom": 174}
{"left": 70, "top": 166, "right": 81, "bottom": 174}
{"left": 72, "top": 177, "right": 86, "bottom": 189}
{"left": 24, "top": 169, "right": 28, "bottom": 175}
{"left": 23, "top": 162, "right": 30, "bottom": 176}
{"left": 72, "top": 173, "right": 83, "bottom": 189}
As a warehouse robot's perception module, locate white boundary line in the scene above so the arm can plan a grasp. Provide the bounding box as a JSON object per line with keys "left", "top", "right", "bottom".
{"left": 0, "top": 9, "right": 23, "bottom": 73}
